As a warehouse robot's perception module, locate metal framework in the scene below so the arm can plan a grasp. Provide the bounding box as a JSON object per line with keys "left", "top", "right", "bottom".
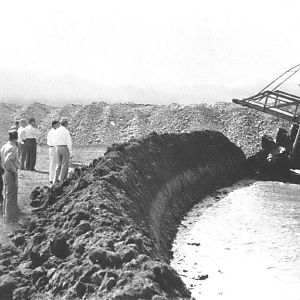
{"left": 232, "top": 64, "right": 300, "bottom": 124}
{"left": 233, "top": 90, "right": 300, "bottom": 123}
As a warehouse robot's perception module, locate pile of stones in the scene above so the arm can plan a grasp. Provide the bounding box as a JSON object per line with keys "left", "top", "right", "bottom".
{"left": 0, "top": 101, "right": 289, "bottom": 157}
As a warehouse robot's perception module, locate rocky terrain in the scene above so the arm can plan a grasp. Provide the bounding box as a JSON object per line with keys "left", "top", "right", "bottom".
{"left": 0, "top": 101, "right": 289, "bottom": 157}
{"left": 0, "top": 131, "right": 245, "bottom": 299}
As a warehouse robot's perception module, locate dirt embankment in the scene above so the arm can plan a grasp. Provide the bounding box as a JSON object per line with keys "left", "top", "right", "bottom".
{"left": 0, "top": 131, "right": 245, "bottom": 300}
{"left": 0, "top": 101, "right": 289, "bottom": 157}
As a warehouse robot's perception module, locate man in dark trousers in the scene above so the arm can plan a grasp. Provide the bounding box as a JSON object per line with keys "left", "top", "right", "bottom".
{"left": 24, "top": 118, "right": 40, "bottom": 171}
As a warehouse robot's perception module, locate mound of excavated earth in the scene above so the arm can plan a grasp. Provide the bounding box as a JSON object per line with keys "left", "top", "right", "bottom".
{"left": 0, "top": 101, "right": 289, "bottom": 156}
{"left": 0, "top": 131, "right": 245, "bottom": 299}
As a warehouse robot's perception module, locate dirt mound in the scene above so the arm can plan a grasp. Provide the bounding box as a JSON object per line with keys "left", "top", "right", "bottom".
{"left": 0, "top": 131, "right": 245, "bottom": 299}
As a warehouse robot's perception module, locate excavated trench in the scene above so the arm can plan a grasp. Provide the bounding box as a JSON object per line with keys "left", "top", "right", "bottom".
{"left": 0, "top": 131, "right": 246, "bottom": 300}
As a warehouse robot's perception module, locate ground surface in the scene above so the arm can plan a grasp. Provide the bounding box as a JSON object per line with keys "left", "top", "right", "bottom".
{"left": 0, "top": 145, "right": 106, "bottom": 247}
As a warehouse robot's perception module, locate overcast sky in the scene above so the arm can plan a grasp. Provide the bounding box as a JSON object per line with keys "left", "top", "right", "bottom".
{"left": 0, "top": 0, "right": 300, "bottom": 103}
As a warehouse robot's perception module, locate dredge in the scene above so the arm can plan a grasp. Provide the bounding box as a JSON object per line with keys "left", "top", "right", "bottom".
{"left": 232, "top": 64, "right": 300, "bottom": 182}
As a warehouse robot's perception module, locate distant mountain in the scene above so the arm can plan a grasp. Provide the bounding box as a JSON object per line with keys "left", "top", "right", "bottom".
{"left": 0, "top": 69, "right": 268, "bottom": 106}
{"left": 1, "top": 69, "right": 300, "bottom": 106}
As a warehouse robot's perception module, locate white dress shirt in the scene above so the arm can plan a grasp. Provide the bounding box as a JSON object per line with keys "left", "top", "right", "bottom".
{"left": 24, "top": 125, "right": 40, "bottom": 139}
{"left": 53, "top": 126, "right": 72, "bottom": 155}
{"left": 47, "top": 128, "right": 57, "bottom": 147}
{"left": 17, "top": 126, "right": 26, "bottom": 144}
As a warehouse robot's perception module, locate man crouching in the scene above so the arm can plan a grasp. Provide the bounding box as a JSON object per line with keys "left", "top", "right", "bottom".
{"left": 0, "top": 130, "right": 19, "bottom": 223}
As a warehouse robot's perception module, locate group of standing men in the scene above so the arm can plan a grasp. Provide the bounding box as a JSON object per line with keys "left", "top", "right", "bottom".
{"left": 0, "top": 117, "right": 72, "bottom": 223}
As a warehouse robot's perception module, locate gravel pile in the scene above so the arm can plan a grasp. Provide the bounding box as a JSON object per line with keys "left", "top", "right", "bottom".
{"left": 0, "top": 101, "right": 289, "bottom": 156}
{"left": 0, "top": 103, "right": 22, "bottom": 144}
{"left": 214, "top": 103, "right": 289, "bottom": 156}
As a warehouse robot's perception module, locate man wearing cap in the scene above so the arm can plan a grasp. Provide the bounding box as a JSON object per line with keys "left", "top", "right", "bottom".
{"left": 0, "top": 130, "right": 19, "bottom": 223}
{"left": 54, "top": 117, "right": 72, "bottom": 183}
{"left": 47, "top": 120, "right": 60, "bottom": 184}
{"left": 18, "top": 119, "right": 27, "bottom": 170}
{"left": 24, "top": 118, "right": 40, "bottom": 171}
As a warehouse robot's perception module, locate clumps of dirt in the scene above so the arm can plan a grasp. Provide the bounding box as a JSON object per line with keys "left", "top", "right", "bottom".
{"left": 0, "top": 131, "right": 245, "bottom": 299}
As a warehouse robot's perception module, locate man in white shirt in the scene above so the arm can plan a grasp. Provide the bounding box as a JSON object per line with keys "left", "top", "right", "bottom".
{"left": 54, "top": 117, "right": 72, "bottom": 183}
{"left": 0, "top": 130, "right": 19, "bottom": 223}
{"left": 47, "top": 120, "right": 60, "bottom": 184}
{"left": 24, "top": 118, "right": 40, "bottom": 171}
{"left": 18, "top": 119, "right": 27, "bottom": 170}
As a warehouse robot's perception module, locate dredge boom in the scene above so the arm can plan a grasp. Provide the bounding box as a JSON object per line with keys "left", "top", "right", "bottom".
{"left": 232, "top": 64, "right": 300, "bottom": 124}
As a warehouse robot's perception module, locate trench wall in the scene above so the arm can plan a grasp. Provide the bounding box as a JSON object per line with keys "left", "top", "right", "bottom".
{"left": 103, "top": 130, "right": 246, "bottom": 260}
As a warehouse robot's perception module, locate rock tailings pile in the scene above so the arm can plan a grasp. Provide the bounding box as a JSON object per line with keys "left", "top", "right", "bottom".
{"left": 0, "top": 103, "right": 22, "bottom": 143}
{"left": 0, "top": 101, "right": 289, "bottom": 156}
{"left": 214, "top": 103, "right": 289, "bottom": 156}
{"left": 0, "top": 131, "right": 245, "bottom": 299}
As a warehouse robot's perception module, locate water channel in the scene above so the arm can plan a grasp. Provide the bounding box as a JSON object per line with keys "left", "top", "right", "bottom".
{"left": 171, "top": 180, "right": 300, "bottom": 300}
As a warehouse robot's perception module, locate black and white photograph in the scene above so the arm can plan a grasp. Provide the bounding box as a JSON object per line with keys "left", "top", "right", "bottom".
{"left": 0, "top": 0, "right": 299, "bottom": 299}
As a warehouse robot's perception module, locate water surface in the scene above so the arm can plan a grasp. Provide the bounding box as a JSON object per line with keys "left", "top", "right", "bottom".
{"left": 171, "top": 180, "right": 300, "bottom": 300}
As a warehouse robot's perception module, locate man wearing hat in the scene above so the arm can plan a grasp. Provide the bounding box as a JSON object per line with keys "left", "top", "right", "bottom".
{"left": 0, "top": 130, "right": 19, "bottom": 223}
{"left": 54, "top": 117, "right": 72, "bottom": 183}
{"left": 24, "top": 118, "right": 40, "bottom": 171}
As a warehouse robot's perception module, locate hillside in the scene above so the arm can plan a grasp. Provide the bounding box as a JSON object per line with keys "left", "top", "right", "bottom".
{"left": 0, "top": 101, "right": 289, "bottom": 157}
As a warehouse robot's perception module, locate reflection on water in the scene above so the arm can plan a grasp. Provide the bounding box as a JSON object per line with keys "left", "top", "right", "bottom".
{"left": 171, "top": 180, "right": 300, "bottom": 300}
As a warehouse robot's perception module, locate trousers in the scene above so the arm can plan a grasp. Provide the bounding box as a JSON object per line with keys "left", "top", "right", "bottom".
{"left": 55, "top": 145, "right": 70, "bottom": 183}
{"left": 25, "top": 138, "right": 37, "bottom": 171}
{"left": 3, "top": 171, "right": 18, "bottom": 223}
{"left": 19, "top": 143, "right": 27, "bottom": 170}
{"left": 49, "top": 147, "right": 58, "bottom": 183}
